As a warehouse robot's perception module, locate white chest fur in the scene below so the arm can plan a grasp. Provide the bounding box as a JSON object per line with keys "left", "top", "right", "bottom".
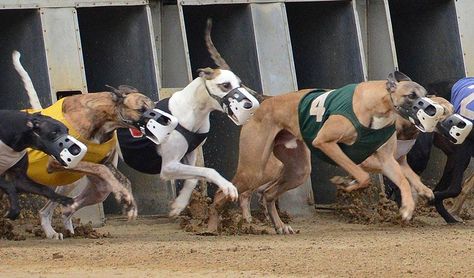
{"left": 370, "top": 115, "right": 393, "bottom": 129}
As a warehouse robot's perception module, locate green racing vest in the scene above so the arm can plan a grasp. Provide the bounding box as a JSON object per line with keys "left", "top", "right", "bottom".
{"left": 298, "top": 84, "right": 396, "bottom": 165}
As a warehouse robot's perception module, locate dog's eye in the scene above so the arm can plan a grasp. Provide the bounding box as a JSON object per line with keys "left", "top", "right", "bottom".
{"left": 408, "top": 92, "right": 417, "bottom": 99}
{"left": 221, "top": 82, "right": 232, "bottom": 90}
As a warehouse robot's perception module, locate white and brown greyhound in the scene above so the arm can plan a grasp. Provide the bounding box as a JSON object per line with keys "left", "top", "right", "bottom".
{"left": 205, "top": 70, "right": 448, "bottom": 234}
{"left": 26, "top": 19, "right": 261, "bottom": 239}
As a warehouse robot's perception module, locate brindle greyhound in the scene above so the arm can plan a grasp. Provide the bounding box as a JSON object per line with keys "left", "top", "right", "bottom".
{"left": 0, "top": 111, "right": 76, "bottom": 219}
{"left": 13, "top": 51, "right": 155, "bottom": 239}
{"left": 24, "top": 19, "right": 261, "bottom": 239}
{"left": 206, "top": 69, "right": 442, "bottom": 234}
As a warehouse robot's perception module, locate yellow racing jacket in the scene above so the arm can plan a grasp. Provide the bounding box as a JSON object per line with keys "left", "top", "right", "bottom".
{"left": 25, "top": 98, "right": 117, "bottom": 186}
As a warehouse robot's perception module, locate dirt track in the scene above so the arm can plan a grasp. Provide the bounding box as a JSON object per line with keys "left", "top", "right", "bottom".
{"left": 1, "top": 212, "right": 473, "bottom": 277}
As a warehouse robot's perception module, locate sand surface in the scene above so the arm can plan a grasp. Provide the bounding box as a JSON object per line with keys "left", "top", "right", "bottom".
{"left": 1, "top": 211, "right": 474, "bottom": 277}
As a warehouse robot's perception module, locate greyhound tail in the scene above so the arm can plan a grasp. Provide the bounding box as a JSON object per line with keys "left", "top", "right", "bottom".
{"left": 205, "top": 18, "right": 231, "bottom": 70}
{"left": 12, "top": 50, "right": 42, "bottom": 110}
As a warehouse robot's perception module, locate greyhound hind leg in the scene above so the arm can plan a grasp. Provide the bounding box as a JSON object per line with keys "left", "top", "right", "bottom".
{"left": 263, "top": 140, "right": 311, "bottom": 234}
{"left": 240, "top": 155, "right": 283, "bottom": 223}
{"left": 207, "top": 125, "right": 282, "bottom": 232}
{"left": 449, "top": 174, "right": 474, "bottom": 220}
{"left": 0, "top": 178, "right": 20, "bottom": 220}
{"left": 39, "top": 184, "right": 77, "bottom": 239}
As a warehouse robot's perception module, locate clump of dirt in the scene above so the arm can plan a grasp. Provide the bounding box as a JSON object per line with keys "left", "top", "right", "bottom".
{"left": 333, "top": 186, "right": 402, "bottom": 225}
{"left": 0, "top": 193, "right": 53, "bottom": 220}
{"left": 28, "top": 218, "right": 111, "bottom": 239}
{"left": 2, "top": 193, "right": 109, "bottom": 240}
{"left": 330, "top": 175, "right": 429, "bottom": 226}
{"left": 0, "top": 219, "right": 26, "bottom": 241}
{"left": 179, "top": 190, "right": 274, "bottom": 235}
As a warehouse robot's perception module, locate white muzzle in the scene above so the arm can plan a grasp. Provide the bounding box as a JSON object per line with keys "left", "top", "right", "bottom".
{"left": 222, "top": 87, "right": 260, "bottom": 125}
{"left": 57, "top": 136, "right": 87, "bottom": 168}
{"left": 139, "top": 109, "right": 179, "bottom": 145}
{"left": 437, "top": 113, "right": 473, "bottom": 144}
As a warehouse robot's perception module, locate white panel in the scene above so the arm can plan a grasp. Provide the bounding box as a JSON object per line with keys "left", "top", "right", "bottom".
{"left": 455, "top": 0, "right": 474, "bottom": 76}
{"left": 180, "top": 0, "right": 348, "bottom": 6}
{"left": 161, "top": 5, "right": 190, "bottom": 88}
{"left": 0, "top": 0, "right": 147, "bottom": 9}
{"left": 145, "top": 5, "right": 162, "bottom": 91}
{"left": 250, "top": 3, "right": 297, "bottom": 93}
{"left": 366, "top": 0, "right": 398, "bottom": 79}
{"left": 40, "top": 8, "right": 87, "bottom": 97}
{"left": 250, "top": 3, "right": 314, "bottom": 217}
{"left": 352, "top": 1, "right": 368, "bottom": 81}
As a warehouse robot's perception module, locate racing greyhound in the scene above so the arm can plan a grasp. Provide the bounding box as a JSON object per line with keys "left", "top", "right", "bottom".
{"left": 0, "top": 110, "right": 86, "bottom": 219}
{"left": 12, "top": 51, "right": 155, "bottom": 239}
{"left": 29, "top": 19, "right": 261, "bottom": 239}
{"left": 239, "top": 96, "right": 455, "bottom": 228}
{"left": 386, "top": 78, "right": 474, "bottom": 223}
{"left": 207, "top": 70, "right": 444, "bottom": 234}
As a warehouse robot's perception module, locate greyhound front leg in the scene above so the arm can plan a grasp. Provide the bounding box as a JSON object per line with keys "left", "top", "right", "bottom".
{"left": 380, "top": 158, "right": 415, "bottom": 221}
{"left": 49, "top": 161, "right": 137, "bottom": 220}
{"left": 169, "top": 179, "right": 199, "bottom": 217}
{"left": 399, "top": 157, "right": 434, "bottom": 200}
{"left": 313, "top": 140, "right": 371, "bottom": 189}
{"left": 39, "top": 184, "right": 77, "bottom": 240}
{"left": 161, "top": 162, "right": 238, "bottom": 202}
{"left": 0, "top": 178, "right": 20, "bottom": 220}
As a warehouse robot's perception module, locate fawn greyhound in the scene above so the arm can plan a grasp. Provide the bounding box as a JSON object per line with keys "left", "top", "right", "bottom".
{"left": 206, "top": 70, "right": 445, "bottom": 234}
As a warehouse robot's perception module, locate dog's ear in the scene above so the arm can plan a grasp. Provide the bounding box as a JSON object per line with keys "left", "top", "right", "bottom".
{"left": 117, "top": 85, "right": 139, "bottom": 95}
{"left": 386, "top": 71, "right": 412, "bottom": 93}
{"left": 393, "top": 71, "right": 411, "bottom": 82}
{"left": 197, "top": 67, "right": 216, "bottom": 80}
{"left": 106, "top": 85, "right": 127, "bottom": 102}
{"left": 386, "top": 73, "right": 397, "bottom": 93}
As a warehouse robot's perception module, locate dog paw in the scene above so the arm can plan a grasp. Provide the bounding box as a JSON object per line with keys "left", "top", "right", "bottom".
{"left": 447, "top": 212, "right": 465, "bottom": 223}
{"left": 169, "top": 201, "right": 186, "bottom": 218}
{"left": 419, "top": 188, "right": 434, "bottom": 200}
{"left": 399, "top": 204, "right": 414, "bottom": 221}
{"left": 122, "top": 196, "right": 138, "bottom": 221}
{"left": 275, "top": 225, "right": 296, "bottom": 235}
{"left": 220, "top": 183, "right": 239, "bottom": 202}
{"left": 126, "top": 205, "right": 138, "bottom": 221}
{"left": 46, "top": 232, "right": 64, "bottom": 240}
{"left": 242, "top": 214, "right": 253, "bottom": 224}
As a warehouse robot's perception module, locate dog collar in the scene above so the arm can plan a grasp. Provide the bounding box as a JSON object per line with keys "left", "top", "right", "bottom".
{"left": 202, "top": 78, "right": 225, "bottom": 106}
